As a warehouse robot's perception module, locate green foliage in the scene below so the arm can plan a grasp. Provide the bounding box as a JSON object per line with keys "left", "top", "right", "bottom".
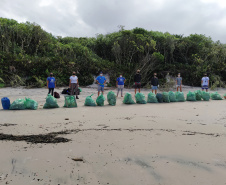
{"left": 1, "top": 17, "right": 226, "bottom": 88}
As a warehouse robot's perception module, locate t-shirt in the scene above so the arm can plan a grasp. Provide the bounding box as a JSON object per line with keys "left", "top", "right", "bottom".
{"left": 134, "top": 74, "right": 141, "bottom": 82}
{"left": 96, "top": 76, "right": 106, "bottom": 87}
{"left": 47, "top": 77, "right": 55, "bottom": 88}
{"left": 202, "top": 77, "right": 209, "bottom": 86}
{"left": 151, "top": 77, "right": 159, "bottom": 86}
{"left": 117, "top": 77, "right": 125, "bottom": 85}
{"left": 176, "top": 77, "right": 182, "bottom": 85}
{"left": 70, "top": 76, "right": 78, "bottom": 84}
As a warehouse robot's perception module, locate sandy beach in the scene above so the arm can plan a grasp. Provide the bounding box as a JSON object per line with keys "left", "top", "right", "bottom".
{"left": 0, "top": 86, "right": 226, "bottom": 185}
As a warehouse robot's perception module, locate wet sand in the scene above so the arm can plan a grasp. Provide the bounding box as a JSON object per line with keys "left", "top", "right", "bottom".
{"left": 0, "top": 87, "right": 226, "bottom": 185}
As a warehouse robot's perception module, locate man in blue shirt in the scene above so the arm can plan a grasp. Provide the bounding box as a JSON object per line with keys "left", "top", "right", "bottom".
{"left": 96, "top": 72, "right": 106, "bottom": 96}
{"left": 116, "top": 73, "right": 126, "bottom": 97}
{"left": 47, "top": 73, "right": 56, "bottom": 96}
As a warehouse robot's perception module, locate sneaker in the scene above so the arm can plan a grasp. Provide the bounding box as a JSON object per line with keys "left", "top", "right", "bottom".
{"left": 76, "top": 96, "right": 79, "bottom": 99}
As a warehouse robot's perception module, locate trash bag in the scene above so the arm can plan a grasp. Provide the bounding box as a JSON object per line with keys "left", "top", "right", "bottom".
{"left": 175, "top": 92, "right": 185, "bottom": 102}
{"left": 64, "top": 95, "right": 77, "bottom": 108}
{"left": 201, "top": 91, "right": 210, "bottom": 101}
{"left": 79, "top": 87, "right": 82, "bottom": 92}
{"left": 147, "top": 92, "right": 158, "bottom": 103}
{"left": 210, "top": 92, "right": 223, "bottom": 100}
{"left": 84, "top": 94, "right": 96, "bottom": 106}
{"left": 123, "top": 93, "right": 135, "bottom": 104}
{"left": 162, "top": 92, "right": 170, "bottom": 103}
{"left": 135, "top": 93, "right": 147, "bottom": 104}
{"left": 43, "top": 94, "right": 59, "bottom": 108}
{"left": 168, "top": 91, "right": 177, "bottom": 102}
{"left": 1, "top": 97, "right": 10, "bottom": 110}
{"left": 195, "top": 90, "right": 202, "bottom": 101}
{"left": 25, "top": 98, "right": 38, "bottom": 110}
{"left": 224, "top": 93, "right": 226, "bottom": 99}
{"left": 156, "top": 93, "right": 163, "bottom": 103}
{"left": 96, "top": 94, "right": 105, "bottom": 106}
{"left": 9, "top": 99, "right": 26, "bottom": 110}
{"left": 107, "top": 91, "right": 116, "bottom": 106}
{"left": 186, "top": 91, "right": 196, "bottom": 101}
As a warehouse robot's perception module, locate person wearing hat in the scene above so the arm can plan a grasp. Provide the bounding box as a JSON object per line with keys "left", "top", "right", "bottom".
{"left": 134, "top": 69, "right": 141, "bottom": 94}
{"left": 47, "top": 72, "right": 56, "bottom": 96}
{"left": 151, "top": 73, "right": 159, "bottom": 94}
{"left": 201, "top": 73, "right": 209, "bottom": 92}
{"left": 176, "top": 73, "right": 183, "bottom": 92}
{"left": 96, "top": 72, "right": 106, "bottom": 96}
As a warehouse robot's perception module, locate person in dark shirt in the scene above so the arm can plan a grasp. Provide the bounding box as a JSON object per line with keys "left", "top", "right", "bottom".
{"left": 151, "top": 73, "right": 159, "bottom": 94}
{"left": 134, "top": 69, "right": 141, "bottom": 94}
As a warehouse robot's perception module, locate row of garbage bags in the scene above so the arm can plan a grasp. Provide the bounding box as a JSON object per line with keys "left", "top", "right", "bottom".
{"left": 1, "top": 91, "right": 225, "bottom": 110}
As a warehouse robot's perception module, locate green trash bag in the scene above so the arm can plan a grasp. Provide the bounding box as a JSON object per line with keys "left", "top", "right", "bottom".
{"left": 201, "top": 91, "right": 210, "bottom": 101}
{"left": 9, "top": 99, "right": 26, "bottom": 110}
{"left": 162, "top": 92, "right": 170, "bottom": 103}
{"left": 210, "top": 92, "right": 223, "bottom": 100}
{"left": 147, "top": 92, "right": 158, "bottom": 103}
{"left": 123, "top": 93, "right": 135, "bottom": 104}
{"left": 64, "top": 95, "right": 77, "bottom": 108}
{"left": 168, "top": 91, "right": 177, "bottom": 102}
{"left": 25, "top": 98, "right": 38, "bottom": 110}
{"left": 96, "top": 94, "right": 105, "bottom": 106}
{"left": 195, "top": 90, "right": 202, "bottom": 101}
{"left": 156, "top": 93, "right": 163, "bottom": 103}
{"left": 175, "top": 92, "right": 185, "bottom": 102}
{"left": 84, "top": 94, "right": 96, "bottom": 106}
{"left": 186, "top": 91, "right": 196, "bottom": 101}
{"left": 79, "top": 88, "right": 82, "bottom": 92}
{"left": 135, "top": 93, "right": 147, "bottom": 104}
{"left": 43, "top": 94, "right": 59, "bottom": 109}
{"left": 107, "top": 91, "right": 116, "bottom": 106}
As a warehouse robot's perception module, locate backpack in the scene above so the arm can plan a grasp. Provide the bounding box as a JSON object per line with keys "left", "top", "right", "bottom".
{"left": 54, "top": 92, "right": 60, "bottom": 99}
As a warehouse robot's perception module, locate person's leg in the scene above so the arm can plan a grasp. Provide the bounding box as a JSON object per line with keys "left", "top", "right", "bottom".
{"left": 138, "top": 88, "right": 140, "bottom": 93}
{"left": 98, "top": 85, "right": 101, "bottom": 96}
{"left": 51, "top": 88, "right": 54, "bottom": 96}
{"left": 121, "top": 85, "right": 124, "bottom": 97}
{"left": 206, "top": 87, "right": 208, "bottom": 92}
{"left": 75, "top": 84, "right": 79, "bottom": 99}
{"left": 48, "top": 88, "right": 51, "bottom": 94}
{"left": 102, "top": 87, "right": 104, "bottom": 95}
{"left": 117, "top": 87, "right": 120, "bottom": 97}
{"left": 180, "top": 85, "right": 182, "bottom": 92}
{"left": 70, "top": 84, "right": 75, "bottom": 95}
{"left": 177, "top": 86, "right": 179, "bottom": 92}
{"left": 155, "top": 89, "right": 157, "bottom": 94}
{"left": 135, "top": 88, "right": 137, "bottom": 94}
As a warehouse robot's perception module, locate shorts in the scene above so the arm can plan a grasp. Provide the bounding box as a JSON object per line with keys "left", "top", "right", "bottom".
{"left": 134, "top": 82, "right": 141, "bottom": 88}
{"left": 176, "top": 85, "right": 182, "bottom": 88}
{"left": 98, "top": 85, "right": 104, "bottom": 92}
{"left": 118, "top": 85, "right": 124, "bottom": 90}
{"left": 152, "top": 86, "right": 158, "bottom": 90}
{"left": 202, "top": 85, "right": 208, "bottom": 89}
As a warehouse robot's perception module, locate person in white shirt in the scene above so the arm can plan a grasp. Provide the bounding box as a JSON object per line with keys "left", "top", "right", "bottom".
{"left": 69, "top": 72, "right": 79, "bottom": 99}
{"left": 201, "top": 73, "right": 209, "bottom": 92}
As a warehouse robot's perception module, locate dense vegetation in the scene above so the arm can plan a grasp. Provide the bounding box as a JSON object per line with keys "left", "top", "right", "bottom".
{"left": 1, "top": 17, "right": 226, "bottom": 88}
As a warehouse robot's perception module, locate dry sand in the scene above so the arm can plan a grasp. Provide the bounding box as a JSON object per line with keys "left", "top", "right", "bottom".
{"left": 0, "top": 86, "right": 226, "bottom": 185}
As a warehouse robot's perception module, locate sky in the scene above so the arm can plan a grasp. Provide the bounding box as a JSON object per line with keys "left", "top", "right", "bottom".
{"left": 0, "top": 0, "right": 226, "bottom": 43}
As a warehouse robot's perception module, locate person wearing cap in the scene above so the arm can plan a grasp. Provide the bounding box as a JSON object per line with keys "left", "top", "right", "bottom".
{"left": 134, "top": 69, "right": 141, "bottom": 94}
{"left": 151, "top": 73, "right": 159, "bottom": 94}
{"left": 116, "top": 73, "right": 126, "bottom": 97}
{"left": 69, "top": 71, "right": 79, "bottom": 99}
{"left": 47, "top": 72, "right": 56, "bottom": 96}
{"left": 176, "top": 73, "right": 183, "bottom": 92}
{"left": 96, "top": 72, "right": 106, "bottom": 96}
{"left": 201, "top": 73, "right": 209, "bottom": 92}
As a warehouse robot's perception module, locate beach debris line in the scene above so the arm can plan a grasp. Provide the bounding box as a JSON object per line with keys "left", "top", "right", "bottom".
{"left": 71, "top": 158, "right": 83, "bottom": 162}
{"left": 0, "top": 130, "right": 73, "bottom": 144}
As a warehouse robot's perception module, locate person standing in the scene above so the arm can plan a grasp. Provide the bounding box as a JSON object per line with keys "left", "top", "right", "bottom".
{"left": 201, "top": 73, "right": 209, "bottom": 92}
{"left": 151, "top": 73, "right": 159, "bottom": 94}
{"left": 96, "top": 72, "right": 106, "bottom": 96}
{"left": 116, "top": 73, "right": 126, "bottom": 97}
{"left": 47, "top": 72, "right": 56, "bottom": 96}
{"left": 176, "top": 73, "right": 183, "bottom": 92}
{"left": 134, "top": 70, "right": 141, "bottom": 94}
{"left": 69, "top": 71, "right": 79, "bottom": 99}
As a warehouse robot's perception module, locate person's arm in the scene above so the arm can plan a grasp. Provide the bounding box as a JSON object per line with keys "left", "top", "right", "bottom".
{"left": 116, "top": 79, "right": 118, "bottom": 87}
{"left": 47, "top": 80, "right": 49, "bottom": 88}
{"left": 201, "top": 79, "right": 203, "bottom": 86}
{"left": 104, "top": 80, "right": 106, "bottom": 85}
{"left": 124, "top": 78, "right": 126, "bottom": 84}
